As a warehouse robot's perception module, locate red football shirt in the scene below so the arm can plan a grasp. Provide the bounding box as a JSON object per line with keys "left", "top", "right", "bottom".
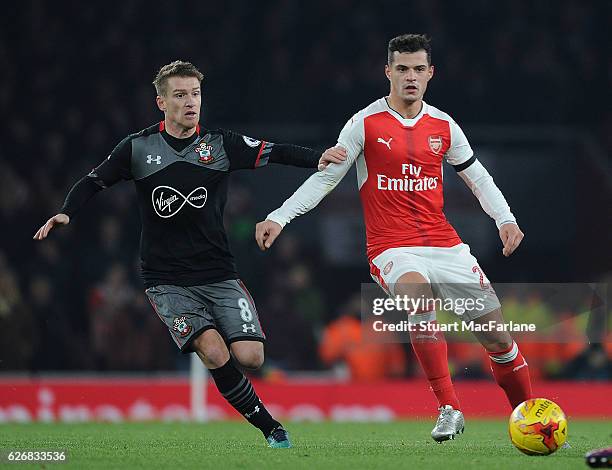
{"left": 337, "top": 99, "right": 473, "bottom": 261}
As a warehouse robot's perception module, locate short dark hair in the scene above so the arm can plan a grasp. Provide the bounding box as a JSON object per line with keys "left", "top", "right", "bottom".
{"left": 388, "top": 34, "right": 432, "bottom": 65}
{"left": 153, "top": 60, "right": 204, "bottom": 96}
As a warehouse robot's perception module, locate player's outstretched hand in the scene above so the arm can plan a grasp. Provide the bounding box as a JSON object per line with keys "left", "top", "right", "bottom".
{"left": 318, "top": 146, "right": 347, "bottom": 171}
{"left": 33, "top": 214, "right": 70, "bottom": 240}
{"left": 499, "top": 223, "right": 524, "bottom": 257}
{"left": 255, "top": 220, "right": 283, "bottom": 251}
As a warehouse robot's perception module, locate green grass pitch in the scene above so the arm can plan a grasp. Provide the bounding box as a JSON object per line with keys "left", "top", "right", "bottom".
{"left": 1, "top": 420, "right": 609, "bottom": 469}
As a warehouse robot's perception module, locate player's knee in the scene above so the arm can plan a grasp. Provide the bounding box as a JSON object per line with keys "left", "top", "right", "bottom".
{"left": 197, "top": 345, "right": 230, "bottom": 368}
{"left": 192, "top": 332, "right": 230, "bottom": 368}
{"left": 205, "top": 348, "right": 230, "bottom": 368}
{"left": 232, "top": 344, "right": 265, "bottom": 370}
{"left": 237, "top": 350, "right": 265, "bottom": 370}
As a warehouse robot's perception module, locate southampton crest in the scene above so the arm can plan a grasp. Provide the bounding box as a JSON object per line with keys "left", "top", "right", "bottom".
{"left": 172, "top": 316, "right": 193, "bottom": 337}
{"left": 195, "top": 141, "right": 214, "bottom": 164}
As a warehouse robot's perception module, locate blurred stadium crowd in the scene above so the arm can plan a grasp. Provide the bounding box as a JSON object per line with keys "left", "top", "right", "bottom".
{"left": 0, "top": 1, "right": 609, "bottom": 378}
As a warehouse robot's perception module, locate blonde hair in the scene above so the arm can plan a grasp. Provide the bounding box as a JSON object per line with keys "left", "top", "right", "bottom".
{"left": 153, "top": 60, "right": 204, "bottom": 96}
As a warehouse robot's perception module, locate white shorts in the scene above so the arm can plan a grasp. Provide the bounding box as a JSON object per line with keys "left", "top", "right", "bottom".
{"left": 370, "top": 243, "right": 501, "bottom": 321}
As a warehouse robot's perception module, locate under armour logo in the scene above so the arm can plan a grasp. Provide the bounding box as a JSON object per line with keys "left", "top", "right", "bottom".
{"left": 377, "top": 137, "right": 392, "bottom": 150}
{"left": 244, "top": 405, "right": 260, "bottom": 418}
{"left": 242, "top": 323, "right": 256, "bottom": 333}
{"left": 147, "top": 154, "right": 162, "bottom": 165}
{"left": 512, "top": 359, "right": 528, "bottom": 372}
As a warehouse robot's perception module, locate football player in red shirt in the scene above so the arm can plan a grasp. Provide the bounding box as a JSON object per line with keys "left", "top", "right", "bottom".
{"left": 256, "top": 34, "right": 531, "bottom": 442}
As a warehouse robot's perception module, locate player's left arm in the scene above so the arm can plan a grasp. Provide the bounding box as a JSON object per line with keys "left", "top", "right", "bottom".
{"left": 222, "top": 129, "right": 345, "bottom": 170}
{"left": 445, "top": 120, "right": 524, "bottom": 257}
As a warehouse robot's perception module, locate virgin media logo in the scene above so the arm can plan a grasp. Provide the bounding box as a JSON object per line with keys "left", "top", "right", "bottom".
{"left": 152, "top": 185, "right": 207, "bottom": 218}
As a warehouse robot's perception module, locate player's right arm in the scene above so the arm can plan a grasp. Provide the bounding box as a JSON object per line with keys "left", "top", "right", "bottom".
{"left": 255, "top": 114, "right": 364, "bottom": 250}
{"left": 33, "top": 137, "right": 133, "bottom": 240}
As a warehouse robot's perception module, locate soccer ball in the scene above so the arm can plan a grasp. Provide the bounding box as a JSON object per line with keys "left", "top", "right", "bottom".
{"left": 509, "top": 398, "right": 568, "bottom": 455}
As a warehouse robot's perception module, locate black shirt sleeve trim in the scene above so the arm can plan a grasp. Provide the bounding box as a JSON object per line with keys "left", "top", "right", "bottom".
{"left": 268, "top": 143, "right": 319, "bottom": 168}
{"left": 452, "top": 155, "right": 477, "bottom": 172}
{"left": 59, "top": 176, "right": 104, "bottom": 218}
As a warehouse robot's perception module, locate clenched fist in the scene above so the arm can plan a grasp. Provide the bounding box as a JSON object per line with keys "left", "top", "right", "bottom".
{"left": 255, "top": 220, "right": 283, "bottom": 251}
{"left": 499, "top": 223, "right": 524, "bottom": 257}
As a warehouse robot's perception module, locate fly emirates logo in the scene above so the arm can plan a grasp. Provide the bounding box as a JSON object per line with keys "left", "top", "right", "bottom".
{"left": 377, "top": 163, "right": 438, "bottom": 192}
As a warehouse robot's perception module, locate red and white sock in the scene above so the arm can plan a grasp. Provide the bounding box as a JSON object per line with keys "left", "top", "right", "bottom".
{"left": 488, "top": 341, "right": 532, "bottom": 409}
{"left": 409, "top": 318, "right": 461, "bottom": 410}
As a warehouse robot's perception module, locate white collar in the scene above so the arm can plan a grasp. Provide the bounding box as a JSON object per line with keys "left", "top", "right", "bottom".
{"left": 383, "top": 97, "right": 428, "bottom": 127}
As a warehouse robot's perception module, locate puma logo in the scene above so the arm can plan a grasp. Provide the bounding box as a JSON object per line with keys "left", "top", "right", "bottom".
{"left": 415, "top": 332, "right": 437, "bottom": 341}
{"left": 512, "top": 359, "right": 528, "bottom": 372}
{"left": 377, "top": 137, "right": 392, "bottom": 150}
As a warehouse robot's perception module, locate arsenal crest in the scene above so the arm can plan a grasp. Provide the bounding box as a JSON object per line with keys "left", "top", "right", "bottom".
{"left": 195, "top": 141, "right": 214, "bottom": 164}
{"left": 172, "top": 316, "right": 193, "bottom": 338}
{"left": 428, "top": 135, "right": 443, "bottom": 154}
